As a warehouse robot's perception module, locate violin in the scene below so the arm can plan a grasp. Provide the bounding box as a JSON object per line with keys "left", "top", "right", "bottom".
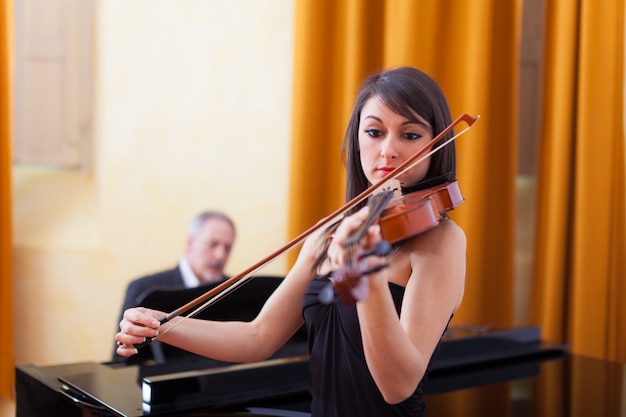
{"left": 325, "top": 180, "right": 464, "bottom": 306}
{"left": 133, "top": 113, "right": 479, "bottom": 349}
{"left": 380, "top": 180, "right": 464, "bottom": 245}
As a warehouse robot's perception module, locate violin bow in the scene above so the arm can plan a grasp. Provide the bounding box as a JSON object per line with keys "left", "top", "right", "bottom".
{"left": 138, "top": 113, "right": 480, "bottom": 346}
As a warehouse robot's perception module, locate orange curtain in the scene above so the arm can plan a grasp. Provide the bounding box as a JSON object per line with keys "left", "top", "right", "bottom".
{"left": 289, "top": 0, "right": 521, "bottom": 328}
{"left": 0, "top": 0, "right": 14, "bottom": 399}
{"left": 530, "top": 0, "right": 626, "bottom": 361}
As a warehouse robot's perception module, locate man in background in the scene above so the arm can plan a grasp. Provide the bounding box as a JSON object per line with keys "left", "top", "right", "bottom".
{"left": 113, "top": 210, "right": 236, "bottom": 360}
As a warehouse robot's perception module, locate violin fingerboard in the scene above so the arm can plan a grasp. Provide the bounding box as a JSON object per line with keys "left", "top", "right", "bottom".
{"left": 345, "top": 190, "right": 394, "bottom": 248}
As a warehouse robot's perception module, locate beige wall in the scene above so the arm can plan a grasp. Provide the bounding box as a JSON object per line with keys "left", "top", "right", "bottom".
{"left": 12, "top": 0, "right": 294, "bottom": 366}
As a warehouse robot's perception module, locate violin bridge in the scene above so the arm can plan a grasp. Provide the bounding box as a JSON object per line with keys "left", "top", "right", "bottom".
{"left": 373, "top": 179, "right": 402, "bottom": 199}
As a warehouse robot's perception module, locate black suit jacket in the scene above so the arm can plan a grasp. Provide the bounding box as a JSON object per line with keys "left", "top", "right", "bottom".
{"left": 119, "top": 265, "right": 186, "bottom": 318}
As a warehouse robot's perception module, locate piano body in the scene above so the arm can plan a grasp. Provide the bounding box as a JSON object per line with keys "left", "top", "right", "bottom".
{"left": 16, "top": 277, "right": 571, "bottom": 417}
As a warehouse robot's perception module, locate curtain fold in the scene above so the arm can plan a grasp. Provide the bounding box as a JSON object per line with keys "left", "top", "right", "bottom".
{"left": 289, "top": 0, "right": 385, "bottom": 236}
{"left": 290, "top": 0, "right": 522, "bottom": 328}
{"left": 530, "top": 0, "right": 626, "bottom": 361}
{"left": 0, "top": 0, "right": 14, "bottom": 399}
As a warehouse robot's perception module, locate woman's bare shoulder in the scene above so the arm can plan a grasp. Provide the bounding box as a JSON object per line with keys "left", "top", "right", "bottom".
{"left": 398, "top": 218, "right": 465, "bottom": 255}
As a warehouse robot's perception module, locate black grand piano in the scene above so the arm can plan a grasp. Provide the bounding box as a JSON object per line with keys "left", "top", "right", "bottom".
{"left": 19, "top": 276, "right": 619, "bottom": 417}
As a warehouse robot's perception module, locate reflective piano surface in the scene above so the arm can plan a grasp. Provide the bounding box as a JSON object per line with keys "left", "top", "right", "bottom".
{"left": 16, "top": 325, "right": 599, "bottom": 417}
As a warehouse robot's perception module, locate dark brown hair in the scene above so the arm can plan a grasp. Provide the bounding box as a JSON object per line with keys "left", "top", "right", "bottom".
{"left": 342, "top": 66, "right": 455, "bottom": 211}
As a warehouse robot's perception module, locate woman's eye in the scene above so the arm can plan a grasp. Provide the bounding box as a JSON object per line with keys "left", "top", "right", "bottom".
{"left": 404, "top": 132, "right": 423, "bottom": 141}
{"left": 364, "top": 128, "right": 383, "bottom": 138}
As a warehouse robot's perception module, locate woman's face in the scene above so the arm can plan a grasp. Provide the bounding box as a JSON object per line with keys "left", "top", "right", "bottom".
{"left": 358, "top": 96, "right": 433, "bottom": 188}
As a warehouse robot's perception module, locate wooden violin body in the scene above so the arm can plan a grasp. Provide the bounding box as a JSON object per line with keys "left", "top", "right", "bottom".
{"left": 379, "top": 181, "right": 464, "bottom": 244}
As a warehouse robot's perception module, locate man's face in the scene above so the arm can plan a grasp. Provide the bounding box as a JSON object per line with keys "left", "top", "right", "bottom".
{"left": 186, "top": 218, "right": 235, "bottom": 283}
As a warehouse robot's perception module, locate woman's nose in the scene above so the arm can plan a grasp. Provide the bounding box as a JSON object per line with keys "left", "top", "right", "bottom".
{"left": 380, "top": 137, "right": 398, "bottom": 160}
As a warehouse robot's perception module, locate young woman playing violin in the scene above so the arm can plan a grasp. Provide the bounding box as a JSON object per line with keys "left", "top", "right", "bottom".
{"left": 116, "top": 66, "right": 466, "bottom": 417}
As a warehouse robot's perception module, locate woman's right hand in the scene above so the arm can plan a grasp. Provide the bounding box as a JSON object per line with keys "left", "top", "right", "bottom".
{"left": 115, "top": 307, "right": 163, "bottom": 357}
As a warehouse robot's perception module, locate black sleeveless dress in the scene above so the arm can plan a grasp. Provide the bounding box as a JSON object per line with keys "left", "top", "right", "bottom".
{"left": 302, "top": 276, "right": 440, "bottom": 417}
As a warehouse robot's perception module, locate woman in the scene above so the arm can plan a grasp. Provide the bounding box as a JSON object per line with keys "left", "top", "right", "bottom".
{"left": 116, "top": 66, "right": 466, "bottom": 416}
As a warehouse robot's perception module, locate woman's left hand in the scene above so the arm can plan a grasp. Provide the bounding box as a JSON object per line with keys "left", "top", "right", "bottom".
{"left": 327, "top": 206, "right": 386, "bottom": 272}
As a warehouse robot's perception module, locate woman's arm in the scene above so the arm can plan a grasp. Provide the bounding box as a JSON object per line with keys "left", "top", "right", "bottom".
{"left": 116, "top": 233, "right": 321, "bottom": 363}
{"left": 357, "top": 220, "right": 466, "bottom": 403}
{"left": 326, "top": 214, "right": 466, "bottom": 404}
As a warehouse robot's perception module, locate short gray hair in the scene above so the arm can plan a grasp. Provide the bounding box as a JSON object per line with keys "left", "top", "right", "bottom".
{"left": 188, "top": 210, "right": 235, "bottom": 237}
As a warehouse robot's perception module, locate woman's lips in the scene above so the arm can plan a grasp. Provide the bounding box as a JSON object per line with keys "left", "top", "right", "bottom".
{"left": 378, "top": 167, "right": 396, "bottom": 176}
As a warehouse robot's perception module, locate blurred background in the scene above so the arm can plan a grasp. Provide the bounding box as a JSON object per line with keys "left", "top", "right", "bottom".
{"left": 1, "top": 0, "right": 625, "bottom": 414}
